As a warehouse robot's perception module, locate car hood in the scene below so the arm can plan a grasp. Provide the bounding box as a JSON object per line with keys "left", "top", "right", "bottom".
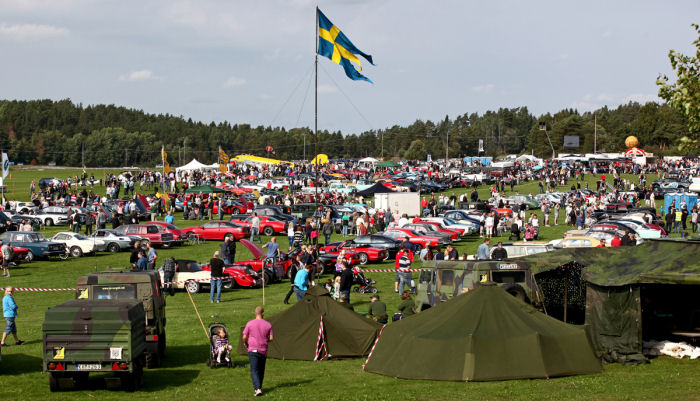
{"left": 240, "top": 239, "right": 266, "bottom": 260}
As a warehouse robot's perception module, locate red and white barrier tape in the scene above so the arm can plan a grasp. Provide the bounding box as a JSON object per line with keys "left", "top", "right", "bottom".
{"left": 314, "top": 316, "right": 328, "bottom": 361}
{"left": 359, "top": 268, "right": 428, "bottom": 273}
{"left": 2, "top": 287, "right": 76, "bottom": 292}
{"left": 362, "top": 323, "right": 387, "bottom": 370}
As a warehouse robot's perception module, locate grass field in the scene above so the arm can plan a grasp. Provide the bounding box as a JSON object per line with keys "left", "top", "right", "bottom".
{"left": 1, "top": 167, "right": 698, "bottom": 401}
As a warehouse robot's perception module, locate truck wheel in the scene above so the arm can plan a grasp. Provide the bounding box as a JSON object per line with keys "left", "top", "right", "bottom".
{"left": 49, "top": 372, "right": 61, "bottom": 392}
{"left": 70, "top": 246, "right": 83, "bottom": 258}
{"left": 358, "top": 252, "right": 369, "bottom": 265}
{"left": 263, "top": 226, "right": 274, "bottom": 236}
{"left": 145, "top": 351, "right": 161, "bottom": 368}
{"left": 185, "top": 280, "right": 200, "bottom": 294}
{"left": 502, "top": 283, "right": 530, "bottom": 304}
{"left": 158, "top": 331, "right": 166, "bottom": 358}
{"left": 108, "top": 242, "right": 121, "bottom": 253}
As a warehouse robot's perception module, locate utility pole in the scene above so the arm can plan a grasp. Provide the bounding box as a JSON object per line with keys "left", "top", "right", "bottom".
{"left": 183, "top": 137, "right": 187, "bottom": 162}
{"left": 445, "top": 129, "right": 449, "bottom": 164}
{"left": 81, "top": 141, "right": 84, "bottom": 167}
{"left": 303, "top": 134, "right": 306, "bottom": 160}
{"left": 594, "top": 113, "right": 597, "bottom": 154}
{"left": 381, "top": 131, "right": 384, "bottom": 159}
{"left": 539, "top": 122, "right": 555, "bottom": 160}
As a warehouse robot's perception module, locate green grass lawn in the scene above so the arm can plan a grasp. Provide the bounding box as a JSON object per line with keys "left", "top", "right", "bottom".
{"left": 1, "top": 167, "right": 698, "bottom": 400}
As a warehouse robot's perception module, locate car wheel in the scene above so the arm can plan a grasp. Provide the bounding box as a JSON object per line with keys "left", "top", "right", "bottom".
{"left": 287, "top": 266, "right": 298, "bottom": 280}
{"left": 263, "top": 270, "right": 273, "bottom": 284}
{"left": 358, "top": 252, "right": 369, "bottom": 265}
{"left": 185, "top": 280, "right": 200, "bottom": 294}
{"left": 45, "top": 218, "right": 54, "bottom": 226}
{"left": 25, "top": 251, "right": 35, "bottom": 262}
{"left": 70, "top": 246, "right": 83, "bottom": 258}
{"left": 263, "top": 226, "right": 274, "bottom": 236}
{"left": 108, "top": 242, "right": 120, "bottom": 253}
{"left": 222, "top": 275, "right": 234, "bottom": 290}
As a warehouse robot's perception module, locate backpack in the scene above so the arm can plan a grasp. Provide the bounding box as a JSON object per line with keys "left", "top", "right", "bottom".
{"left": 163, "top": 259, "right": 175, "bottom": 273}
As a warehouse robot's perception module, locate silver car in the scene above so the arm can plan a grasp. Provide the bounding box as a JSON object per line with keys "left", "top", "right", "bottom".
{"left": 89, "top": 229, "right": 138, "bottom": 253}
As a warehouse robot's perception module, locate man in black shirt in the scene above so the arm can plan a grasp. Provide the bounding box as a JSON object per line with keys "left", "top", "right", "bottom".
{"left": 130, "top": 241, "right": 141, "bottom": 269}
{"left": 492, "top": 242, "right": 508, "bottom": 260}
{"left": 620, "top": 230, "right": 633, "bottom": 246}
{"left": 338, "top": 263, "right": 354, "bottom": 304}
{"left": 209, "top": 251, "right": 225, "bottom": 303}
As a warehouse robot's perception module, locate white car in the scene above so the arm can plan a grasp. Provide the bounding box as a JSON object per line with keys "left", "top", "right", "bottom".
{"left": 50, "top": 231, "right": 105, "bottom": 257}
{"left": 257, "top": 179, "right": 286, "bottom": 191}
{"left": 419, "top": 217, "right": 479, "bottom": 235}
{"left": 34, "top": 206, "right": 71, "bottom": 226}
{"left": 158, "top": 260, "right": 213, "bottom": 294}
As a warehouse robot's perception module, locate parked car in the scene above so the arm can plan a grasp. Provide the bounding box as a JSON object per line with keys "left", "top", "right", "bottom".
{"left": 403, "top": 222, "right": 460, "bottom": 241}
{"left": 553, "top": 236, "right": 602, "bottom": 248}
{"left": 89, "top": 228, "right": 138, "bottom": 253}
{"left": 488, "top": 242, "right": 554, "bottom": 259}
{"left": 144, "top": 221, "right": 186, "bottom": 244}
{"left": 418, "top": 217, "right": 478, "bottom": 235}
{"left": 349, "top": 234, "right": 402, "bottom": 259}
{"left": 319, "top": 240, "right": 388, "bottom": 265}
{"left": 114, "top": 224, "right": 175, "bottom": 248}
{"left": 383, "top": 228, "right": 449, "bottom": 251}
{"left": 49, "top": 231, "right": 106, "bottom": 257}
{"left": 201, "top": 262, "right": 264, "bottom": 289}
{"left": 34, "top": 206, "right": 71, "bottom": 226}
{"left": 181, "top": 221, "right": 249, "bottom": 241}
{"left": 230, "top": 216, "right": 286, "bottom": 236}
{"left": 0, "top": 231, "right": 66, "bottom": 261}
{"left": 236, "top": 239, "right": 305, "bottom": 283}
{"left": 157, "top": 259, "right": 216, "bottom": 294}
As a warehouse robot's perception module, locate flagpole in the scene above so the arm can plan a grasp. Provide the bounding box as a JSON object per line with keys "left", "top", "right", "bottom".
{"left": 314, "top": 6, "right": 319, "bottom": 209}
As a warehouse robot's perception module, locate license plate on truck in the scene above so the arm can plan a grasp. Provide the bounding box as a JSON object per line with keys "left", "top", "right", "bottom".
{"left": 76, "top": 364, "right": 101, "bottom": 370}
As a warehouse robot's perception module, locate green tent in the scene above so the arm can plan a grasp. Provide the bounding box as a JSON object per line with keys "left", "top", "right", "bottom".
{"left": 237, "top": 286, "right": 382, "bottom": 360}
{"left": 375, "top": 161, "right": 400, "bottom": 168}
{"left": 185, "top": 185, "right": 225, "bottom": 193}
{"left": 363, "top": 285, "right": 601, "bottom": 381}
{"left": 517, "top": 239, "right": 700, "bottom": 364}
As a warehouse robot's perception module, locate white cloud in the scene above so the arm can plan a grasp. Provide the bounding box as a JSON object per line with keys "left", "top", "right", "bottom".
{"left": 119, "top": 69, "right": 156, "bottom": 82}
{"left": 223, "top": 76, "right": 246, "bottom": 88}
{"left": 471, "top": 84, "right": 495, "bottom": 94}
{"left": 318, "top": 84, "right": 338, "bottom": 94}
{"left": 602, "top": 30, "right": 612, "bottom": 38}
{"left": 623, "top": 93, "right": 660, "bottom": 104}
{"left": 0, "top": 23, "right": 68, "bottom": 41}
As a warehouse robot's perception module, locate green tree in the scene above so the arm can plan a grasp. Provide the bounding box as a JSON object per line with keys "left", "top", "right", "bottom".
{"left": 657, "top": 23, "right": 700, "bottom": 135}
{"left": 403, "top": 139, "right": 427, "bottom": 161}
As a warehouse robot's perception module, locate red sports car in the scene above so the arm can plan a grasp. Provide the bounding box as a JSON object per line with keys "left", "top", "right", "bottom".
{"left": 319, "top": 240, "right": 388, "bottom": 265}
{"left": 181, "top": 220, "right": 249, "bottom": 241}
{"left": 411, "top": 221, "right": 462, "bottom": 240}
{"left": 382, "top": 228, "right": 445, "bottom": 250}
{"left": 235, "top": 239, "right": 310, "bottom": 283}
{"left": 201, "top": 262, "right": 262, "bottom": 288}
{"left": 144, "top": 221, "right": 186, "bottom": 244}
{"left": 230, "top": 216, "right": 286, "bottom": 236}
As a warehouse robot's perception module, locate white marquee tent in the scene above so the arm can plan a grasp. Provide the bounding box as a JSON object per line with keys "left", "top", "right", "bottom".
{"left": 175, "top": 159, "right": 217, "bottom": 173}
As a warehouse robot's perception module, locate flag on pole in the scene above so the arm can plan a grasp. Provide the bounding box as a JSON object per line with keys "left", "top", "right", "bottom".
{"left": 219, "top": 146, "right": 229, "bottom": 173}
{"left": 478, "top": 139, "right": 484, "bottom": 153}
{"left": 1, "top": 152, "right": 9, "bottom": 180}
{"left": 317, "top": 8, "right": 374, "bottom": 83}
{"left": 161, "top": 146, "right": 171, "bottom": 174}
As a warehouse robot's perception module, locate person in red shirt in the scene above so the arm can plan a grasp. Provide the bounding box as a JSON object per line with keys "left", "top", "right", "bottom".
{"left": 596, "top": 238, "right": 607, "bottom": 247}
{"left": 610, "top": 236, "right": 621, "bottom": 247}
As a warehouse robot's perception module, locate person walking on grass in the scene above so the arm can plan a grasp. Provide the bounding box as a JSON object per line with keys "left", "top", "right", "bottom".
{"left": 210, "top": 251, "right": 224, "bottom": 303}
{"left": 1, "top": 287, "right": 25, "bottom": 347}
{"left": 242, "top": 306, "right": 273, "bottom": 397}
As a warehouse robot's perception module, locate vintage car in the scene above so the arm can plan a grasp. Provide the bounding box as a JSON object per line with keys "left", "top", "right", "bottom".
{"left": 89, "top": 228, "right": 139, "bottom": 253}
{"left": 230, "top": 215, "right": 286, "bottom": 236}
{"left": 0, "top": 231, "right": 66, "bottom": 261}
{"left": 158, "top": 259, "right": 220, "bottom": 294}
{"left": 319, "top": 240, "right": 389, "bottom": 265}
{"left": 144, "top": 221, "right": 186, "bottom": 244}
{"left": 49, "top": 231, "right": 106, "bottom": 257}
{"left": 235, "top": 239, "right": 307, "bottom": 283}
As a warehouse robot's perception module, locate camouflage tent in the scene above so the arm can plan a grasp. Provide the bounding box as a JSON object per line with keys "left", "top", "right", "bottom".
{"left": 518, "top": 239, "right": 700, "bottom": 364}
{"left": 363, "top": 285, "right": 602, "bottom": 381}
{"left": 237, "top": 286, "right": 382, "bottom": 360}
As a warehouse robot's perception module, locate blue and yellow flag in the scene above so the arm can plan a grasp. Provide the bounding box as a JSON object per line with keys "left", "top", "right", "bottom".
{"left": 317, "top": 9, "right": 373, "bottom": 83}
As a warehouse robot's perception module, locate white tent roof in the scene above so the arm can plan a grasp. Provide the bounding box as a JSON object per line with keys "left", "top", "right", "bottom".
{"left": 359, "top": 157, "right": 379, "bottom": 163}
{"left": 176, "top": 159, "right": 216, "bottom": 172}
{"left": 516, "top": 155, "right": 539, "bottom": 162}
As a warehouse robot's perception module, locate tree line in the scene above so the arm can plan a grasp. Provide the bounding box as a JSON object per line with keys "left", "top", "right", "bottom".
{"left": 0, "top": 98, "right": 692, "bottom": 167}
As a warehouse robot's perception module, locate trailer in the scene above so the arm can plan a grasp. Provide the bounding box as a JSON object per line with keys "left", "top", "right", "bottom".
{"left": 374, "top": 192, "right": 420, "bottom": 217}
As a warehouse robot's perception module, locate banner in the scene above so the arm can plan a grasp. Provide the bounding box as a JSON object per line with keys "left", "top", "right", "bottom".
{"left": 478, "top": 139, "right": 484, "bottom": 153}
{"left": 161, "top": 146, "right": 171, "bottom": 174}
{"left": 1, "top": 152, "right": 9, "bottom": 180}
{"left": 219, "top": 146, "right": 229, "bottom": 173}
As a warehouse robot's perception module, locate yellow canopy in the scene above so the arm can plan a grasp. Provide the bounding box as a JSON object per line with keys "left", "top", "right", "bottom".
{"left": 310, "top": 154, "right": 329, "bottom": 165}
{"left": 231, "top": 154, "right": 294, "bottom": 167}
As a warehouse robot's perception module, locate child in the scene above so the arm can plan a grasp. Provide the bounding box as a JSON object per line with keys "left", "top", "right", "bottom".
{"left": 332, "top": 276, "right": 341, "bottom": 300}
{"left": 214, "top": 327, "right": 232, "bottom": 363}
{"left": 324, "top": 279, "right": 333, "bottom": 293}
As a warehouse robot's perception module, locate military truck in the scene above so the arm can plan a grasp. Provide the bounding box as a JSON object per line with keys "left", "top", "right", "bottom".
{"left": 43, "top": 299, "right": 146, "bottom": 392}
{"left": 415, "top": 260, "right": 545, "bottom": 311}
{"left": 75, "top": 269, "right": 166, "bottom": 368}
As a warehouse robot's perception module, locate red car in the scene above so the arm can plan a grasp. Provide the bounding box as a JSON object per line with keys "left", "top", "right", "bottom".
{"left": 319, "top": 240, "right": 388, "bottom": 265}
{"left": 230, "top": 216, "right": 286, "bottom": 236}
{"left": 201, "top": 262, "right": 262, "bottom": 288}
{"left": 144, "top": 221, "right": 186, "bottom": 244}
{"left": 235, "top": 240, "right": 315, "bottom": 282}
{"left": 383, "top": 228, "right": 444, "bottom": 251}
{"left": 11, "top": 245, "right": 30, "bottom": 263}
{"left": 181, "top": 220, "right": 249, "bottom": 241}
{"left": 410, "top": 222, "right": 461, "bottom": 240}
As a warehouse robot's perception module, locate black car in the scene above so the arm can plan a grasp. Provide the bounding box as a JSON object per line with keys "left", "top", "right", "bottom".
{"left": 253, "top": 206, "right": 295, "bottom": 222}
{"left": 350, "top": 234, "right": 401, "bottom": 259}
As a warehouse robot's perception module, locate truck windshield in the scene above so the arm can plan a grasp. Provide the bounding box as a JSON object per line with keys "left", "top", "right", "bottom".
{"left": 93, "top": 284, "right": 137, "bottom": 300}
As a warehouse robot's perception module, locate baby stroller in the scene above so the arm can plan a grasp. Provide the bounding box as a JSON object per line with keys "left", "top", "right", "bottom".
{"left": 206, "top": 322, "right": 233, "bottom": 369}
{"left": 352, "top": 266, "right": 377, "bottom": 294}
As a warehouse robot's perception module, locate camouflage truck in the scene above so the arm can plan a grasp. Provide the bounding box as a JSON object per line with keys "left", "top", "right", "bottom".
{"left": 43, "top": 299, "right": 146, "bottom": 392}
{"left": 75, "top": 269, "right": 166, "bottom": 368}
{"left": 415, "top": 260, "right": 545, "bottom": 311}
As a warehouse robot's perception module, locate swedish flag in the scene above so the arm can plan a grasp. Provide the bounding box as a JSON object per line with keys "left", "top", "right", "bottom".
{"left": 317, "top": 9, "right": 374, "bottom": 83}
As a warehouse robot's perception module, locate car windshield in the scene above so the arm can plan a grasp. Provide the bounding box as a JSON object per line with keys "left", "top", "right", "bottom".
{"left": 188, "top": 262, "right": 202, "bottom": 272}
{"left": 28, "top": 233, "right": 48, "bottom": 242}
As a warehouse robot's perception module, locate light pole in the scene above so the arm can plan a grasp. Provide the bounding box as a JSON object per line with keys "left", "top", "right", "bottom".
{"left": 539, "top": 122, "right": 555, "bottom": 160}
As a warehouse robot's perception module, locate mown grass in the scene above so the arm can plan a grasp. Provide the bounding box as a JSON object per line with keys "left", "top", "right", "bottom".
{"left": 1, "top": 167, "right": 697, "bottom": 401}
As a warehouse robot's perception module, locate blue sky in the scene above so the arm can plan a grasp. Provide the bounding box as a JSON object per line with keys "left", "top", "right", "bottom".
{"left": 1, "top": 0, "right": 698, "bottom": 134}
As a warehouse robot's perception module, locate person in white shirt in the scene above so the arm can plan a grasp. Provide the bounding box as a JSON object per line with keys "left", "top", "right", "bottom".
{"left": 398, "top": 215, "right": 408, "bottom": 227}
